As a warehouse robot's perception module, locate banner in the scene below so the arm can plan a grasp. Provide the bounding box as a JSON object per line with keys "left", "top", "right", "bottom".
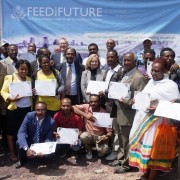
{"left": 1, "top": 0, "right": 180, "bottom": 62}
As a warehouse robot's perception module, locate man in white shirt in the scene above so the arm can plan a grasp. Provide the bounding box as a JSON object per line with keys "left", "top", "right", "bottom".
{"left": 51, "top": 38, "right": 82, "bottom": 68}
{"left": 57, "top": 47, "right": 84, "bottom": 105}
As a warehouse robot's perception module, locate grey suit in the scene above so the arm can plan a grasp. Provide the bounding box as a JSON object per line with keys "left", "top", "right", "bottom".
{"left": 81, "top": 68, "right": 106, "bottom": 102}
{"left": 114, "top": 68, "right": 147, "bottom": 169}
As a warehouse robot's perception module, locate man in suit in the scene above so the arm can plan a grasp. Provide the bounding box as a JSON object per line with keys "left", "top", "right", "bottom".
{"left": 27, "top": 43, "right": 37, "bottom": 54}
{"left": 57, "top": 47, "right": 84, "bottom": 105}
{"left": 30, "top": 47, "right": 51, "bottom": 77}
{"left": 1, "top": 44, "right": 18, "bottom": 75}
{"left": 113, "top": 52, "right": 147, "bottom": 174}
{"left": 51, "top": 38, "right": 82, "bottom": 68}
{"left": 16, "top": 102, "right": 55, "bottom": 168}
{"left": 102, "top": 50, "right": 123, "bottom": 113}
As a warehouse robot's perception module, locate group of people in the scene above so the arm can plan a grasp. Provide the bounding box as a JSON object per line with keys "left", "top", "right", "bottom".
{"left": 0, "top": 37, "right": 180, "bottom": 179}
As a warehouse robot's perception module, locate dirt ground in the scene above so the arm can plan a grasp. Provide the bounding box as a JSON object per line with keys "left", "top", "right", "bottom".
{"left": 0, "top": 141, "right": 179, "bottom": 180}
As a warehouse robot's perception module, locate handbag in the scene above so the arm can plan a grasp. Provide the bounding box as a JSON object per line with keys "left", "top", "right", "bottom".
{"left": 151, "top": 118, "right": 177, "bottom": 160}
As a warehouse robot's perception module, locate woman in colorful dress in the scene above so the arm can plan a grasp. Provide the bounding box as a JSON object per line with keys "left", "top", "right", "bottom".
{"left": 129, "top": 58, "right": 180, "bottom": 179}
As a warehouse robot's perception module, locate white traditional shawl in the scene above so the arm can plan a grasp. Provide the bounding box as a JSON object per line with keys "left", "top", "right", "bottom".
{"left": 130, "top": 76, "right": 180, "bottom": 139}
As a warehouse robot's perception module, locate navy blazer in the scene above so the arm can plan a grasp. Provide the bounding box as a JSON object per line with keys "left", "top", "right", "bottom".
{"left": 51, "top": 51, "right": 82, "bottom": 68}
{"left": 17, "top": 111, "right": 55, "bottom": 149}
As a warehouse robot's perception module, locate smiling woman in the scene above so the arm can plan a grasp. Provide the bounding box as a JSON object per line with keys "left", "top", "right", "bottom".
{"left": 34, "top": 55, "right": 64, "bottom": 118}
{"left": 129, "top": 58, "right": 180, "bottom": 180}
{"left": 1, "top": 60, "right": 32, "bottom": 161}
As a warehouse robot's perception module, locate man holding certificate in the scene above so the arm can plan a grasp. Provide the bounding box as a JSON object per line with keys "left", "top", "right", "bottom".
{"left": 73, "top": 94, "right": 112, "bottom": 160}
{"left": 53, "top": 98, "right": 83, "bottom": 158}
{"left": 16, "top": 102, "right": 55, "bottom": 168}
{"left": 113, "top": 52, "right": 147, "bottom": 174}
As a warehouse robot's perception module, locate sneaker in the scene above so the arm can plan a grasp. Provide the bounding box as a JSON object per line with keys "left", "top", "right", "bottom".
{"left": 15, "top": 161, "right": 22, "bottom": 168}
{"left": 86, "top": 151, "right": 92, "bottom": 160}
{"left": 105, "top": 151, "right": 117, "bottom": 161}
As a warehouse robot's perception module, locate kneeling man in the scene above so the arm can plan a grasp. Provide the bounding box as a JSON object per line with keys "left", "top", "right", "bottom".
{"left": 16, "top": 102, "right": 55, "bottom": 168}
{"left": 73, "top": 94, "right": 112, "bottom": 160}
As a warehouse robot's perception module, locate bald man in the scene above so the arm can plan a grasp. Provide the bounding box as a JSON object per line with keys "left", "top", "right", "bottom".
{"left": 112, "top": 52, "right": 147, "bottom": 173}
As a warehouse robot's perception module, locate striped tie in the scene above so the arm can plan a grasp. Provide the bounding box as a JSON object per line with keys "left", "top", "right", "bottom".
{"left": 34, "top": 121, "right": 41, "bottom": 143}
{"left": 66, "top": 64, "right": 72, "bottom": 95}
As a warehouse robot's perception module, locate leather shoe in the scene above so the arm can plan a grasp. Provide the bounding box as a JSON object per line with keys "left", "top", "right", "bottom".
{"left": 108, "top": 160, "right": 121, "bottom": 167}
{"left": 114, "top": 167, "right": 132, "bottom": 174}
{"left": 15, "top": 161, "right": 22, "bottom": 168}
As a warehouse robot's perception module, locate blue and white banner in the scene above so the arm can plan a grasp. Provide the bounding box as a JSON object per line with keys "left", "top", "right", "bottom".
{"left": 1, "top": 0, "right": 180, "bottom": 61}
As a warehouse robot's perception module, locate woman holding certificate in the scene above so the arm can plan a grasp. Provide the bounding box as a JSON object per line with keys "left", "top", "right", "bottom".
{"left": 81, "top": 54, "right": 106, "bottom": 103}
{"left": 1, "top": 60, "right": 32, "bottom": 161}
{"left": 33, "top": 55, "right": 64, "bottom": 117}
{"left": 129, "top": 59, "right": 180, "bottom": 180}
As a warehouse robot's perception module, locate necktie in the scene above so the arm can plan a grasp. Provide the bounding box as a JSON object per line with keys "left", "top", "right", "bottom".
{"left": 34, "top": 121, "right": 41, "bottom": 143}
{"left": 66, "top": 64, "right": 72, "bottom": 95}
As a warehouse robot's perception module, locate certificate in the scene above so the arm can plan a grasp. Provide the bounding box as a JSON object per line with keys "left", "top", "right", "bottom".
{"left": 30, "top": 142, "right": 56, "bottom": 155}
{"left": 86, "top": 81, "right": 108, "bottom": 94}
{"left": 93, "top": 112, "right": 113, "bottom": 128}
{"left": 18, "top": 53, "right": 36, "bottom": 62}
{"left": 56, "top": 127, "right": 79, "bottom": 145}
{"left": 154, "top": 100, "right": 180, "bottom": 121}
{"left": 35, "top": 79, "right": 56, "bottom": 96}
{"left": 9, "top": 81, "right": 32, "bottom": 98}
{"left": 146, "top": 61, "right": 153, "bottom": 79}
{"left": 132, "top": 91, "right": 150, "bottom": 111}
{"left": 108, "top": 82, "right": 129, "bottom": 100}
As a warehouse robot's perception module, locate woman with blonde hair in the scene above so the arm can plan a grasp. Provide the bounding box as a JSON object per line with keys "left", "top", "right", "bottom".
{"left": 81, "top": 54, "right": 106, "bottom": 103}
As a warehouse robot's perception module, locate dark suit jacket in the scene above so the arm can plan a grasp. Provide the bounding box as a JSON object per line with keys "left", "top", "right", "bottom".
{"left": 51, "top": 51, "right": 82, "bottom": 68}
{"left": 30, "top": 60, "right": 39, "bottom": 77}
{"left": 17, "top": 111, "right": 55, "bottom": 149}
{"left": 57, "top": 62, "right": 85, "bottom": 104}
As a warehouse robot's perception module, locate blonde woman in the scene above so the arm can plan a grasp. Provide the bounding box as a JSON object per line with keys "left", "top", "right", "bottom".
{"left": 81, "top": 54, "right": 106, "bottom": 103}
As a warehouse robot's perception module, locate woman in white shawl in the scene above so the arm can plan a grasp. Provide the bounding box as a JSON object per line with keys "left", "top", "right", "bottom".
{"left": 129, "top": 59, "right": 180, "bottom": 180}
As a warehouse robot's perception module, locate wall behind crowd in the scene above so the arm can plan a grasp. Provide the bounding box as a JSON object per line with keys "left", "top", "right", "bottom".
{"left": 1, "top": 0, "right": 180, "bottom": 62}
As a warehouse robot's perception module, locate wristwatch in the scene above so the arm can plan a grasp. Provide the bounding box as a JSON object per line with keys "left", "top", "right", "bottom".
{"left": 23, "top": 146, "right": 28, "bottom": 151}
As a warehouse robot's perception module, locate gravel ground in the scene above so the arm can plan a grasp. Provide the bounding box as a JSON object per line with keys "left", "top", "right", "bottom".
{"left": 0, "top": 142, "right": 179, "bottom": 180}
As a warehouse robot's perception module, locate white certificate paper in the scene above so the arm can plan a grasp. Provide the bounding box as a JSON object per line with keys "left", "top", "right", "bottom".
{"left": 147, "top": 61, "right": 153, "bottom": 79}
{"left": 108, "top": 82, "right": 129, "bottom": 100}
{"left": 86, "top": 81, "right": 108, "bottom": 94}
{"left": 154, "top": 100, "right": 180, "bottom": 121}
{"left": 56, "top": 127, "right": 79, "bottom": 145}
{"left": 132, "top": 91, "right": 150, "bottom": 111}
{"left": 93, "top": 112, "right": 113, "bottom": 128}
{"left": 18, "top": 53, "right": 36, "bottom": 62}
{"left": 30, "top": 142, "right": 56, "bottom": 155}
{"left": 35, "top": 79, "right": 56, "bottom": 96}
{"left": 9, "top": 81, "right": 32, "bottom": 98}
